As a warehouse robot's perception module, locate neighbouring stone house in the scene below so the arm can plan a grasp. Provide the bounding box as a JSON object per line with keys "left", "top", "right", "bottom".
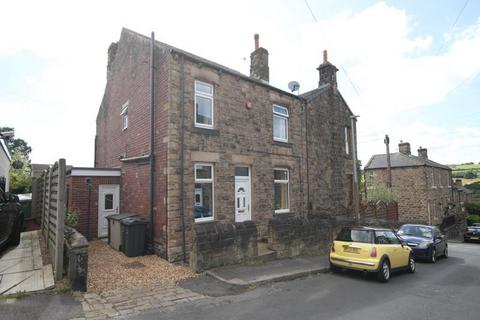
{"left": 95, "top": 28, "right": 358, "bottom": 269}
{"left": 364, "top": 142, "right": 453, "bottom": 225}
{"left": 452, "top": 179, "right": 473, "bottom": 209}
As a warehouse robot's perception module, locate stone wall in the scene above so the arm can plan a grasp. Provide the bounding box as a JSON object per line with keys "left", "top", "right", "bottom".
{"left": 268, "top": 214, "right": 404, "bottom": 259}
{"left": 190, "top": 221, "right": 258, "bottom": 271}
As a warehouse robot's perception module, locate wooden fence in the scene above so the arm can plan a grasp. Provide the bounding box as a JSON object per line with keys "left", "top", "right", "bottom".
{"left": 38, "top": 159, "right": 66, "bottom": 280}
{"left": 360, "top": 200, "right": 399, "bottom": 221}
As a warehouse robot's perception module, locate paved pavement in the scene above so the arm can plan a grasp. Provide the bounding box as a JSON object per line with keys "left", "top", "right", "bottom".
{"left": 130, "top": 242, "right": 480, "bottom": 320}
{"left": 0, "top": 231, "right": 54, "bottom": 295}
{"left": 206, "top": 255, "right": 329, "bottom": 286}
{"left": 78, "top": 284, "right": 205, "bottom": 319}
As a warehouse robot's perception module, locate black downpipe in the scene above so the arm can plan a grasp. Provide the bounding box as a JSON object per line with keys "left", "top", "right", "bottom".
{"left": 179, "top": 55, "right": 187, "bottom": 263}
{"left": 149, "top": 32, "right": 156, "bottom": 253}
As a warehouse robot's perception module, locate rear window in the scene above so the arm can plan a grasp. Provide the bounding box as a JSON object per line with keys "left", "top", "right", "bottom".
{"left": 336, "top": 228, "right": 373, "bottom": 243}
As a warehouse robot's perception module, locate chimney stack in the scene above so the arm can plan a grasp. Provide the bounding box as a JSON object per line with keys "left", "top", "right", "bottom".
{"left": 250, "top": 34, "right": 269, "bottom": 83}
{"left": 398, "top": 141, "right": 411, "bottom": 155}
{"left": 317, "top": 49, "right": 338, "bottom": 89}
{"left": 417, "top": 147, "right": 428, "bottom": 159}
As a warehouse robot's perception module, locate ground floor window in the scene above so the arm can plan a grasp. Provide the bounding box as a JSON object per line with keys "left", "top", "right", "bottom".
{"left": 194, "top": 163, "right": 214, "bottom": 222}
{"left": 274, "top": 168, "right": 289, "bottom": 213}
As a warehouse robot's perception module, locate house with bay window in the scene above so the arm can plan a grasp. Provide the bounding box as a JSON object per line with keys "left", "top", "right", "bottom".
{"left": 95, "top": 28, "right": 357, "bottom": 269}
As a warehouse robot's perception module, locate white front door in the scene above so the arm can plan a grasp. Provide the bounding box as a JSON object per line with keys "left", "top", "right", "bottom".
{"left": 235, "top": 167, "right": 251, "bottom": 222}
{"left": 98, "top": 184, "right": 120, "bottom": 238}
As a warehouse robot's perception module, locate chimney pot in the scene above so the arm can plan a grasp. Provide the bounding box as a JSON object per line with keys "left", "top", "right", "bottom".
{"left": 417, "top": 147, "right": 428, "bottom": 159}
{"left": 399, "top": 141, "right": 411, "bottom": 155}
{"left": 250, "top": 34, "right": 269, "bottom": 82}
{"left": 317, "top": 49, "right": 338, "bottom": 88}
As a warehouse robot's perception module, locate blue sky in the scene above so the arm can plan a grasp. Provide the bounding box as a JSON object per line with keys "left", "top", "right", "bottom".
{"left": 0, "top": 0, "right": 479, "bottom": 166}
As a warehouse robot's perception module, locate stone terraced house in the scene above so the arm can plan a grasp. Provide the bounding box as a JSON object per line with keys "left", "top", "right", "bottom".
{"left": 95, "top": 28, "right": 358, "bottom": 270}
{"left": 364, "top": 142, "right": 453, "bottom": 225}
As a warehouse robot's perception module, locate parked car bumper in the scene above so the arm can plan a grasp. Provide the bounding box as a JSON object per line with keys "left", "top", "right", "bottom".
{"left": 464, "top": 235, "right": 480, "bottom": 242}
{"left": 410, "top": 247, "right": 432, "bottom": 259}
{"left": 329, "top": 254, "right": 380, "bottom": 272}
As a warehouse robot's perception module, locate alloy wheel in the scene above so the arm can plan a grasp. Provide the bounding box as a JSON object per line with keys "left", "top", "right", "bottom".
{"left": 383, "top": 261, "right": 390, "bottom": 280}
{"left": 444, "top": 246, "right": 448, "bottom": 258}
{"left": 408, "top": 256, "right": 416, "bottom": 273}
{"left": 431, "top": 248, "right": 436, "bottom": 263}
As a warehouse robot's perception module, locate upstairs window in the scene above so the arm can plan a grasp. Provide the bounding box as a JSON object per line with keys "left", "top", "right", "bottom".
{"left": 195, "top": 80, "right": 214, "bottom": 129}
{"left": 121, "top": 102, "right": 128, "bottom": 130}
{"left": 273, "top": 105, "right": 289, "bottom": 142}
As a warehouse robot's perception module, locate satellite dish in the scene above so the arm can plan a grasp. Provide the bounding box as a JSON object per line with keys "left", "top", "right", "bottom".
{"left": 288, "top": 81, "right": 300, "bottom": 93}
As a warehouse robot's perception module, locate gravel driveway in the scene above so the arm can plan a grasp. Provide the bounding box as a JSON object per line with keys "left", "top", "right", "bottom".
{"left": 87, "top": 240, "right": 195, "bottom": 292}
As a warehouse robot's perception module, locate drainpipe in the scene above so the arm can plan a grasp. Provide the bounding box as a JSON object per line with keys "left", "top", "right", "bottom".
{"left": 86, "top": 178, "right": 92, "bottom": 240}
{"left": 149, "top": 32, "right": 156, "bottom": 253}
{"left": 350, "top": 115, "right": 360, "bottom": 221}
{"left": 179, "top": 55, "right": 187, "bottom": 263}
{"left": 305, "top": 100, "right": 311, "bottom": 215}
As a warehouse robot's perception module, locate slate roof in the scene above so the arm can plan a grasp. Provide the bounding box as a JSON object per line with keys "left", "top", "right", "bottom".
{"left": 123, "top": 28, "right": 301, "bottom": 100}
{"left": 364, "top": 152, "right": 451, "bottom": 170}
{"left": 453, "top": 185, "right": 474, "bottom": 194}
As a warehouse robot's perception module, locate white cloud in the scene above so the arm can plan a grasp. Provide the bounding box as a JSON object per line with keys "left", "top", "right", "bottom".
{"left": 0, "top": 1, "right": 479, "bottom": 167}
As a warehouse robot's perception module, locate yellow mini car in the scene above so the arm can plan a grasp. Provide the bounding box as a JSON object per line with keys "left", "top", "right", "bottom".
{"left": 329, "top": 226, "right": 415, "bottom": 282}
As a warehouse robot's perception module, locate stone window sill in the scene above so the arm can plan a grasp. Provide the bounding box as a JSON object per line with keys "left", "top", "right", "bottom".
{"left": 192, "top": 127, "right": 220, "bottom": 136}
{"left": 273, "top": 141, "right": 293, "bottom": 148}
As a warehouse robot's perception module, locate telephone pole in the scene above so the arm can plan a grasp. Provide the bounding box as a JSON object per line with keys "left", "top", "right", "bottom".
{"left": 384, "top": 134, "right": 392, "bottom": 189}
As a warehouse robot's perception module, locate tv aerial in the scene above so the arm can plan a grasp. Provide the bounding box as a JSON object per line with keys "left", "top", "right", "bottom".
{"left": 288, "top": 81, "right": 300, "bottom": 94}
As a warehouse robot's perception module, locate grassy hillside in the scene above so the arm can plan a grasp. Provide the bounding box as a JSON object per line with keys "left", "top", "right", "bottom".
{"left": 449, "top": 163, "right": 480, "bottom": 206}
{"left": 449, "top": 163, "right": 480, "bottom": 184}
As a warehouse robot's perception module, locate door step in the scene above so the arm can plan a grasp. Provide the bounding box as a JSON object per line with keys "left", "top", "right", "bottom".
{"left": 248, "top": 242, "right": 277, "bottom": 265}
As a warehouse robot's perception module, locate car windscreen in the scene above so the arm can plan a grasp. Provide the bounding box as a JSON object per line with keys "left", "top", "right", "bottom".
{"left": 398, "top": 225, "right": 433, "bottom": 239}
{"left": 336, "top": 228, "right": 372, "bottom": 243}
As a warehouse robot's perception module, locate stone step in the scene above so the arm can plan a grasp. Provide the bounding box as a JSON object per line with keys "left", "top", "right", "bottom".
{"left": 248, "top": 242, "right": 277, "bottom": 265}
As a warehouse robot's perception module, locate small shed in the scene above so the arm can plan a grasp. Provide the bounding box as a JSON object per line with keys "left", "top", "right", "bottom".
{"left": 66, "top": 167, "right": 121, "bottom": 240}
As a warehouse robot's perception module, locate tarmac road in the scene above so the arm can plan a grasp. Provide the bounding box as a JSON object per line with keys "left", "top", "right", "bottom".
{"left": 130, "top": 242, "right": 480, "bottom": 320}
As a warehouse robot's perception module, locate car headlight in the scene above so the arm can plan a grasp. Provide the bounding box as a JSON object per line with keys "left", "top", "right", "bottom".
{"left": 417, "top": 241, "right": 432, "bottom": 249}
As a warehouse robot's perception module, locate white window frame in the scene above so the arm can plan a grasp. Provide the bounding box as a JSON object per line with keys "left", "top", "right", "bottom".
{"left": 194, "top": 80, "right": 214, "bottom": 129}
{"left": 274, "top": 168, "right": 290, "bottom": 213}
{"left": 345, "top": 127, "right": 350, "bottom": 155}
{"left": 121, "top": 102, "right": 128, "bottom": 131}
{"left": 194, "top": 163, "right": 214, "bottom": 222}
{"left": 273, "top": 104, "right": 289, "bottom": 142}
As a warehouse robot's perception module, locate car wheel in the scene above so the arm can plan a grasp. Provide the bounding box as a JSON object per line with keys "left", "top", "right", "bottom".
{"left": 430, "top": 248, "right": 436, "bottom": 263}
{"left": 9, "top": 220, "right": 22, "bottom": 247}
{"left": 377, "top": 259, "right": 390, "bottom": 283}
{"left": 407, "top": 255, "right": 416, "bottom": 273}
{"left": 443, "top": 246, "right": 448, "bottom": 259}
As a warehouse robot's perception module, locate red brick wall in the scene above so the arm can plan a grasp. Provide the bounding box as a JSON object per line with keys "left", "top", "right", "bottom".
{"left": 94, "top": 29, "right": 169, "bottom": 255}
{"left": 66, "top": 175, "right": 121, "bottom": 240}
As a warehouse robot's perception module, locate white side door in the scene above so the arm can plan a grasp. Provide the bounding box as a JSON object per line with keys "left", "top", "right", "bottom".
{"left": 235, "top": 167, "right": 251, "bottom": 222}
{"left": 98, "top": 184, "right": 120, "bottom": 238}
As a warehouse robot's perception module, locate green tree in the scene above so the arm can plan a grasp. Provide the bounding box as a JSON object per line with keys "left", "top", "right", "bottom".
{"left": 9, "top": 149, "right": 32, "bottom": 194}
{"left": 0, "top": 127, "right": 33, "bottom": 194}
